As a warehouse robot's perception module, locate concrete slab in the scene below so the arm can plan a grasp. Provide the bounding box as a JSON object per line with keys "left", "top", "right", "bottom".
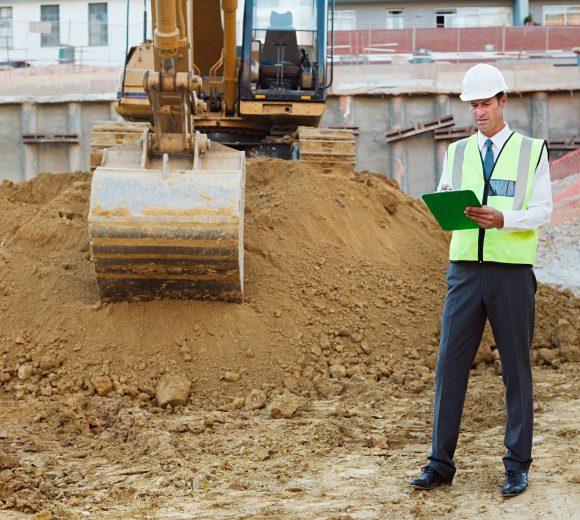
{"left": 330, "top": 62, "right": 580, "bottom": 96}
{"left": 0, "top": 65, "right": 118, "bottom": 104}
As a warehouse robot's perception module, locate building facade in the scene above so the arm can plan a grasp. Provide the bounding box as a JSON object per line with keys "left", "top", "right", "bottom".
{"left": 334, "top": 1, "right": 580, "bottom": 29}
{"left": 0, "top": 0, "right": 151, "bottom": 66}
{"left": 0, "top": 1, "right": 578, "bottom": 66}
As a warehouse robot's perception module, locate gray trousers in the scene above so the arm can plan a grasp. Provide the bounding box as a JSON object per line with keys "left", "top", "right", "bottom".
{"left": 428, "top": 262, "right": 536, "bottom": 480}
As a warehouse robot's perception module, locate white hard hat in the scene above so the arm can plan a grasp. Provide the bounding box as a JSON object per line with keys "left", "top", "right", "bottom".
{"left": 460, "top": 63, "right": 508, "bottom": 101}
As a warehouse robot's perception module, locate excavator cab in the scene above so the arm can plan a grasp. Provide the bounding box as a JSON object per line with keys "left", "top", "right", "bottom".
{"left": 238, "top": 0, "right": 332, "bottom": 128}
{"left": 258, "top": 11, "right": 303, "bottom": 90}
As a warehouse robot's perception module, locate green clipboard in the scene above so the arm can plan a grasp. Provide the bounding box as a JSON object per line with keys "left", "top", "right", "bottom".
{"left": 421, "top": 190, "right": 482, "bottom": 231}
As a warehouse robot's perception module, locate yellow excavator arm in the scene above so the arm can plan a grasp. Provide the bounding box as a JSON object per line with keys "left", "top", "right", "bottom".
{"left": 88, "top": 0, "right": 246, "bottom": 303}
{"left": 88, "top": 0, "right": 355, "bottom": 302}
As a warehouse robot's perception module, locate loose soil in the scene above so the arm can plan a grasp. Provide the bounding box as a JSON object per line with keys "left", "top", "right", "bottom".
{"left": 0, "top": 160, "right": 578, "bottom": 519}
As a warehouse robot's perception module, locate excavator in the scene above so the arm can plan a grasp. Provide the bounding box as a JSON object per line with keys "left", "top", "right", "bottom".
{"left": 89, "top": 0, "right": 355, "bottom": 303}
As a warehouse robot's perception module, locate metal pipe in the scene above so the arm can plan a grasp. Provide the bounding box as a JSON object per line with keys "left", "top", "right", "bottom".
{"left": 119, "top": 0, "right": 131, "bottom": 106}
{"left": 154, "top": 0, "right": 180, "bottom": 59}
{"left": 323, "top": 0, "right": 335, "bottom": 89}
{"left": 177, "top": 0, "right": 187, "bottom": 46}
{"left": 222, "top": 0, "right": 238, "bottom": 115}
{"left": 187, "top": 0, "right": 193, "bottom": 70}
{"left": 143, "top": 0, "right": 147, "bottom": 42}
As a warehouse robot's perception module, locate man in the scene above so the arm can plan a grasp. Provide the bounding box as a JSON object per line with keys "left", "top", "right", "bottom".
{"left": 410, "top": 63, "right": 552, "bottom": 496}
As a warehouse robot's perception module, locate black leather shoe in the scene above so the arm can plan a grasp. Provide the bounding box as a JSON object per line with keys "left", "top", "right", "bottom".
{"left": 502, "top": 470, "right": 528, "bottom": 497}
{"left": 409, "top": 466, "right": 453, "bottom": 490}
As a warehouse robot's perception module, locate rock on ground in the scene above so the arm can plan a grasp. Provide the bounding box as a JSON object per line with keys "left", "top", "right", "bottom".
{"left": 156, "top": 374, "right": 191, "bottom": 408}
{"left": 268, "top": 391, "right": 300, "bottom": 419}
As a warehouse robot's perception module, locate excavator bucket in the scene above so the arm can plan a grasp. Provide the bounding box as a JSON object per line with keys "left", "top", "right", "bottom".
{"left": 88, "top": 133, "right": 245, "bottom": 302}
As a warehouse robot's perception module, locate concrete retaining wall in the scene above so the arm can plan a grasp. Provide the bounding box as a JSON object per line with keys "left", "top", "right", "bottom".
{"left": 0, "top": 63, "right": 578, "bottom": 198}
{"left": 0, "top": 100, "right": 116, "bottom": 183}
{"left": 321, "top": 90, "right": 579, "bottom": 196}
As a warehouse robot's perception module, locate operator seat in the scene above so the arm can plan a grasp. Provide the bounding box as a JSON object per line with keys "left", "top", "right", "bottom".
{"left": 259, "top": 11, "right": 301, "bottom": 90}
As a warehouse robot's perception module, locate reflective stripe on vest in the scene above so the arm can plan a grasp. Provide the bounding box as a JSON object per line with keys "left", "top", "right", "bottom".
{"left": 447, "top": 132, "right": 545, "bottom": 265}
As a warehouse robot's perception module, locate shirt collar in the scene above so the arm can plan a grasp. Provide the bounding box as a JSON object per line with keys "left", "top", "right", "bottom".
{"left": 477, "top": 123, "right": 511, "bottom": 151}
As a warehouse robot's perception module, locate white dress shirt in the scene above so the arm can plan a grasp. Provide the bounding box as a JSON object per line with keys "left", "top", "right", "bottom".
{"left": 437, "top": 123, "right": 553, "bottom": 232}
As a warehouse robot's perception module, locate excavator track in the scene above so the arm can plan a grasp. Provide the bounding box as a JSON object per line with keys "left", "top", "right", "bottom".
{"left": 296, "top": 127, "right": 356, "bottom": 176}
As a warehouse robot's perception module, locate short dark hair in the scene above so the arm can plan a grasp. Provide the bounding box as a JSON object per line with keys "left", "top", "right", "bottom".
{"left": 495, "top": 91, "right": 505, "bottom": 101}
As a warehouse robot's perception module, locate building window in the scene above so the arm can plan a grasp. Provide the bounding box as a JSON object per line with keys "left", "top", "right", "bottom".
{"left": 435, "top": 9, "right": 456, "bottom": 28}
{"left": 333, "top": 10, "right": 356, "bottom": 30}
{"left": 544, "top": 5, "right": 580, "bottom": 25}
{"left": 41, "top": 5, "right": 60, "bottom": 47}
{"left": 437, "top": 7, "right": 512, "bottom": 28}
{"left": 386, "top": 9, "right": 404, "bottom": 29}
{"left": 0, "top": 7, "right": 12, "bottom": 49}
{"left": 89, "top": 3, "right": 108, "bottom": 46}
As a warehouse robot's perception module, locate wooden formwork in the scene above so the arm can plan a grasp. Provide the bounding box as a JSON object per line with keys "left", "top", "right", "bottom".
{"left": 297, "top": 127, "right": 356, "bottom": 176}
{"left": 90, "top": 121, "right": 151, "bottom": 171}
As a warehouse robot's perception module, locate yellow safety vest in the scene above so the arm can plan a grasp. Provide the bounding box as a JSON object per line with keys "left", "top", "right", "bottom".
{"left": 447, "top": 132, "right": 545, "bottom": 264}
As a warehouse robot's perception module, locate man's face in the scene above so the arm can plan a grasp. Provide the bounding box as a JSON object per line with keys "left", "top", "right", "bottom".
{"left": 470, "top": 94, "right": 506, "bottom": 137}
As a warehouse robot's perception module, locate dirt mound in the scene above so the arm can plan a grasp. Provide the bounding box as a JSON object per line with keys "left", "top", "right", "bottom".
{"left": 0, "top": 160, "right": 578, "bottom": 516}
{"left": 0, "top": 161, "right": 577, "bottom": 410}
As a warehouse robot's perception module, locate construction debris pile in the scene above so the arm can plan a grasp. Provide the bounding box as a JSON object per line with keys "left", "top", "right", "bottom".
{"left": 0, "top": 160, "right": 578, "bottom": 517}
{"left": 535, "top": 171, "right": 580, "bottom": 295}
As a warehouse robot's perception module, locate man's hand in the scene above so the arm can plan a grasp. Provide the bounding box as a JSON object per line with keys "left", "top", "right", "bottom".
{"left": 465, "top": 206, "right": 504, "bottom": 229}
{"left": 440, "top": 184, "right": 453, "bottom": 191}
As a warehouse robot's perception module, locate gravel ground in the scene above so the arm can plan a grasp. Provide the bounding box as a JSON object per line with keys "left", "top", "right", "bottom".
{"left": 536, "top": 219, "right": 580, "bottom": 295}
{"left": 535, "top": 174, "right": 580, "bottom": 296}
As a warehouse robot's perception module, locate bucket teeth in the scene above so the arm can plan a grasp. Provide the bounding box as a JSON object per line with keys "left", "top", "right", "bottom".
{"left": 90, "top": 230, "right": 243, "bottom": 302}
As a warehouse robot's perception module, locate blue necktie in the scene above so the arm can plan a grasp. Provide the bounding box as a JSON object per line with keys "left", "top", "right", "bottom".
{"left": 483, "top": 139, "right": 494, "bottom": 181}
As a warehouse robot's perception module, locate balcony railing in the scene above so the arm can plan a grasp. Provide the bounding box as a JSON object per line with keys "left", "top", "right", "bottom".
{"left": 0, "top": 22, "right": 578, "bottom": 67}
{"left": 331, "top": 26, "right": 580, "bottom": 64}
